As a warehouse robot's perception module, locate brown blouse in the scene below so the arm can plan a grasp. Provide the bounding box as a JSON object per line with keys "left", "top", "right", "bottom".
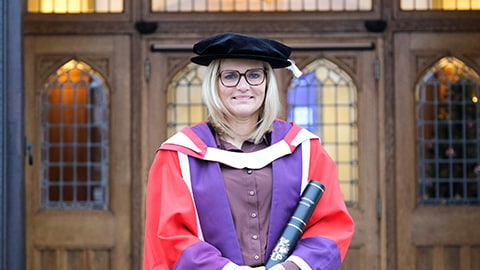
{"left": 216, "top": 135, "right": 300, "bottom": 270}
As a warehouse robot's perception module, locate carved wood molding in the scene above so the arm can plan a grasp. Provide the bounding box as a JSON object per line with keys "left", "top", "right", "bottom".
{"left": 36, "top": 55, "right": 73, "bottom": 83}
{"left": 415, "top": 52, "right": 480, "bottom": 80}
{"left": 35, "top": 55, "right": 111, "bottom": 90}
{"left": 459, "top": 53, "right": 480, "bottom": 73}
{"left": 82, "top": 56, "right": 110, "bottom": 80}
{"left": 415, "top": 54, "right": 443, "bottom": 77}
{"left": 335, "top": 55, "right": 357, "bottom": 75}
{"left": 166, "top": 56, "right": 190, "bottom": 79}
{"left": 37, "top": 55, "right": 110, "bottom": 77}
{"left": 293, "top": 53, "right": 358, "bottom": 77}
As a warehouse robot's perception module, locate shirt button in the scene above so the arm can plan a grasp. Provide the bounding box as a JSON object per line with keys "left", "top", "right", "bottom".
{"left": 247, "top": 169, "right": 253, "bottom": 174}
{"left": 252, "top": 234, "right": 258, "bottom": 240}
{"left": 254, "top": 255, "right": 260, "bottom": 260}
{"left": 251, "top": 212, "right": 257, "bottom": 218}
{"left": 249, "top": 190, "right": 255, "bottom": 196}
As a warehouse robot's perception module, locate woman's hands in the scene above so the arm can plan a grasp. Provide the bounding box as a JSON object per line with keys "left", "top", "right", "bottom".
{"left": 268, "top": 265, "right": 286, "bottom": 270}
{"left": 236, "top": 264, "right": 285, "bottom": 270}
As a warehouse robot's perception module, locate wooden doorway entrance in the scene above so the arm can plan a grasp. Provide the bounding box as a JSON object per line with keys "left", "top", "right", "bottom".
{"left": 145, "top": 37, "right": 382, "bottom": 270}
{"left": 394, "top": 32, "right": 480, "bottom": 270}
{"left": 24, "top": 35, "right": 132, "bottom": 270}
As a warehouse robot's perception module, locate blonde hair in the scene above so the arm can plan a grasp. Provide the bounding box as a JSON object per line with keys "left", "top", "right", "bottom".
{"left": 202, "top": 59, "right": 282, "bottom": 143}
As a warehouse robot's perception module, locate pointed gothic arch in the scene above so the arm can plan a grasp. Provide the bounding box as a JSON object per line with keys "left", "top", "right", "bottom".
{"left": 166, "top": 62, "right": 207, "bottom": 137}
{"left": 287, "top": 57, "right": 358, "bottom": 206}
{"left": 416, "top": 56, "right": 480, "bottom": 205}
{"left": 41, "top": 59, "right": 110, "bottom": 209}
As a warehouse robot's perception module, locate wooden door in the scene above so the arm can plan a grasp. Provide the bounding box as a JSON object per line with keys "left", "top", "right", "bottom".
{"left": 290, "top": 48, "right": 381, "bottom": 270}
{"left": 145, "top": 38, "right": 382, "bottom": 270}
{"left": 24, "top": 35, "right": 131, "bottom": 270}
{"left": 394, "top": 32, "right": 480, "bottom": 270}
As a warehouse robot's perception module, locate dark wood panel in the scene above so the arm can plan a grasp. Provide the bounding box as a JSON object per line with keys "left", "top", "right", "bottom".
{"left": 416, "top": 246, "right": 434, "bottom": 270}
{"left": 90, "top": 249, "right": 111, "bottom": 270}
{"left": 472, "top": 246, "right": 480, "bottom": 270}
{"left": 36, "top": 248, "right": 112, "bottom": 270}
{"left": 341, "top": 246, "right": 365, "bottom": 270}
{"left": 38, "top": 249, "right": 56, "bottom": 270}
{"left": 411, "top": 207, "right": 480, "bottom": 245}
{"left": 66, "top": 250, "right": 84, "bottom": 270}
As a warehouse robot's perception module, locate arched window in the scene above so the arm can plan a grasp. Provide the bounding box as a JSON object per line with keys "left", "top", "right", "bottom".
{"left": 287, "top": 58, "right": 358, "bottom": 206}
{"left": 167, "top": 63, "right": 207, "bottom": 137}
{"left": 417, "top": 56, "right": 480, "bottom": 205}
{"left": 42, "top": 59, "right": 109, "bottom": 209}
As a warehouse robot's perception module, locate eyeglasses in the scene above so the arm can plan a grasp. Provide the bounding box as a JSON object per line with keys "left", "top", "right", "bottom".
{"left": 218, "top": 68, "right": 267, "bottom": 87}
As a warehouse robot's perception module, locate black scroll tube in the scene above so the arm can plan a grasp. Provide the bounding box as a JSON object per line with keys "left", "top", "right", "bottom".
{"left": 265, "top": 180, "right": 326, "bottom": 269}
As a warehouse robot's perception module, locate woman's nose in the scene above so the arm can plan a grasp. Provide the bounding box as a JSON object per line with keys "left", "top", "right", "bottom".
{"left": 236, "top": 75, "right": 250, "bottom": 89}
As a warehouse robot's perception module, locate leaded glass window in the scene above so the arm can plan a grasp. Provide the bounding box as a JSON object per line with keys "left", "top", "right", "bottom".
{"left": 167, "top": 63, "right": 207, "bottom": 136}
{"left": 287, "top": 58, "right": 358, "bottom": 206}
{"left": 152, "top": 0, "right": 372, "bottom": 12}
{"left": 401, "top": 0, "right": 480, "bottom": 10}
{"left": 42, "top": 59, "right": 109, "bottom": 209}
{"left": 28, "top": 0, "right": 124, "bottom": 13}
{"left": 167, "top": 59, "right": 358, "bottom": 205}
{"left": 417, "top": 56, "right": 480, "bottom": 205}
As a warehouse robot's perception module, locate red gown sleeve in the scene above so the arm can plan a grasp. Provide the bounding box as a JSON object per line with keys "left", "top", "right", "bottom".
{"left": 289, "top": 138, "right": 354, "bottom": 269}
{"left": 143, "top": 149, "right": 201, "bottom": 269}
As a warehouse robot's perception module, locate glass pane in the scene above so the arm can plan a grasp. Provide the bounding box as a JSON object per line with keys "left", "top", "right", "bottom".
{"left": 167, "top": 63, "right": 207, "bottom": 136}
{"left": 28, "top": 0, "right": 123, "bottom": 13}
{"left": 416, "top": 56, "right": 480, "bottom": 205}
{"left": 152, "top": 0, "right": 372, "bottom": 12}
{"left": 41, "top": 59, "right": 109, "bottom": 209}
{"left": 287, "top": 58, "right": 358, "bottom": 206}
{"left": 401, "top": 0, "right": 480, "bottom": 10}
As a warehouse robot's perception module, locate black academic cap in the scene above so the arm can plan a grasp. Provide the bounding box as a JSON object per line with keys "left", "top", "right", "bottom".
{"left": 190, "top": 32, "right": 292, "bottom": 68}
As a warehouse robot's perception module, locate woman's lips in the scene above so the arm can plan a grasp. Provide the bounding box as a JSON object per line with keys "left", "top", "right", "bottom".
{"left": 233, "top": 95, "right": 253, "bottom": 100}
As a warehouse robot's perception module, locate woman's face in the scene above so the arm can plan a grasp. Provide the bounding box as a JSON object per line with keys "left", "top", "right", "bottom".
{"left": 217, "top": 59, "right": 266, "bottom": 121}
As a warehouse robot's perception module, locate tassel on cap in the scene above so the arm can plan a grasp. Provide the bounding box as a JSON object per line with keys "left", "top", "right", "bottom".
{"left": 286, "top": 59, "right": 303, "bottom": 78}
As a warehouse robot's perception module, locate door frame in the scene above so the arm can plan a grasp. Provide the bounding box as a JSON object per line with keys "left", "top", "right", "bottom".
{"left": 24, "top": 34, "right": 132, "bottom": 270}
{"left": 394, "top": 32, "right": 480, "bottom": 270}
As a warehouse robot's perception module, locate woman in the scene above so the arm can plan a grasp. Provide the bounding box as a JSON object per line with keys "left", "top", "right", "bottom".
{"left": 144, "top": 32, "right": 354, "bottom": 270}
